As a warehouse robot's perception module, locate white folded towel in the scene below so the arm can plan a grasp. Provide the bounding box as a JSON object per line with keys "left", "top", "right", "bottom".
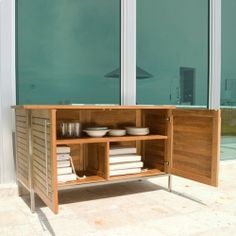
{"left": 56, "top": 146, "right": 70, "bottom": 154}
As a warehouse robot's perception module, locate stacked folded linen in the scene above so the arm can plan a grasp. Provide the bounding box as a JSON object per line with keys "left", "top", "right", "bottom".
{"left": 109, "top": 146, "right": 143, "bottom": 176}
{"left": 57, "top": 146, "right": 77, "bottom": 182}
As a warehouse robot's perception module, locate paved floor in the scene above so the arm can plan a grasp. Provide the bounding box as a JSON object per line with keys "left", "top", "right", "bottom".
{"left": 0, "top": 161, "right": 236, "bottom": 236}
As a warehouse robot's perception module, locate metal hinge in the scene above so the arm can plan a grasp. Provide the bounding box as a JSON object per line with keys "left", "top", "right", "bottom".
{"left": 164, "top": 161, "right": 169, "bottom": 166}
{"left": 166, "top": 117, "right": 171, "bottom": 122}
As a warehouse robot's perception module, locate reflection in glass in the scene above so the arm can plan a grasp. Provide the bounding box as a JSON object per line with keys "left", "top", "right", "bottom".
{"left": 221, "top": 0, "right": 236, "bottom": 160}
{"left": 137, "top": 0, "right": 209, "bottom": 106}
{"left": 16, "top": 0, "right": 120, "bottom": 104}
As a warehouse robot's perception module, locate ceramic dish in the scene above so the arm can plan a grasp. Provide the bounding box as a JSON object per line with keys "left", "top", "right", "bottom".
{"left": 126, "top": 127, "right": 150, "bottom": 136}
{"left": 83, "top": 129, "right": 110, "bottom": 137}
{"left": 108, "top": 129, "right": 126, "bottom": 137}
{"left": 86, "top": 127, "right": 108, "bottom": 130}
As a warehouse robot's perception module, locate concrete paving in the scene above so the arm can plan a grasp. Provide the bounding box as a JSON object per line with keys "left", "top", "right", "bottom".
{"left": 0, "top": 161, "right": 236, "bottom": 236}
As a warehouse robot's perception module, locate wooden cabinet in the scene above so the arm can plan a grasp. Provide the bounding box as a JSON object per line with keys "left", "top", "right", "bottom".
{"left": 13, "top": 105, "right": 220, "bottom": 214}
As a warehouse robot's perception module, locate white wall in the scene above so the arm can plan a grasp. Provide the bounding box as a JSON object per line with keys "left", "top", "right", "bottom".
{"left": 0, "top": 0, "right": 16, "bottom": 184}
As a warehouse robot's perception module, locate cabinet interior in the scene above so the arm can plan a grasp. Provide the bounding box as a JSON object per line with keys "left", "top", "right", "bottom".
{"left": 56, "top": 109, "right": 168, "bottom": 185}
{"left": 56, "top": 109, "right": 168, "bottom": 137}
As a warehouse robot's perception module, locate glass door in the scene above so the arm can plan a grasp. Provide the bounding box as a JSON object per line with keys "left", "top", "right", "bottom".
{"left": 221, "top": 0, "right": 236, "bottom": 161}
{"left": 136, "top": 0, "right": 209, "bottom": 107}
{"left": 16, "top": 0, "right": 121, "bottom": 105}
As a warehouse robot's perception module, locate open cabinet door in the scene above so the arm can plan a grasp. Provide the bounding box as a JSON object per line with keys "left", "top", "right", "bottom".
{"left": 171, "top": 109, "right": 221, "bottom": 186}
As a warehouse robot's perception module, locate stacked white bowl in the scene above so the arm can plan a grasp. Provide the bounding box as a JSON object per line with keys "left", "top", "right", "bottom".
{"left": 126, "top": 127, "right": 150, "bottom": 135}
{"left": 83, "top": 127, "right": 110, "bottom": 137}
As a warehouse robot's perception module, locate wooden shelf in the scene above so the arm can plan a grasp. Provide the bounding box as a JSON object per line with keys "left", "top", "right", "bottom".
{"left": 56, "top": 134, "right": 168, "bottom": 145}
{"left": 58, "top": 169, "right": 165, "bottom": 189}
{"left": 109, "top": 169, "right": 165, "bottom": 181}
{"left": 58, "top": 175, "right": 105, "bottom": 188}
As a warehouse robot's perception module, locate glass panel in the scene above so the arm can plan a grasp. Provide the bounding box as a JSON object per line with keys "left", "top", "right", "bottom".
{"left": 137, "top": 0, "right": 209, "bottom": 106}
{"left": 16, "top": 0, "right": 120, "bottom": 104}
{"left": 221, "top": 0, "right": 236, "bottom": 160}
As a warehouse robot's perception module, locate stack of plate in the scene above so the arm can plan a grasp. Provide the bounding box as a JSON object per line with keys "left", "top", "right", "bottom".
{"left": 126, "top": 127, "right": 150, "bottom": 136}
{"left": 108, "top": 129, "right": 126, "bottom": 137}
{"left": 83, "top": 127, "right": 110, "bottom": 137}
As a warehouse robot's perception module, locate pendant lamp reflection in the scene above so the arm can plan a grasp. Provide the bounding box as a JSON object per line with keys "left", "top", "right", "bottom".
{"left": 105, "top": 66, "right": 153, "bottom": 79}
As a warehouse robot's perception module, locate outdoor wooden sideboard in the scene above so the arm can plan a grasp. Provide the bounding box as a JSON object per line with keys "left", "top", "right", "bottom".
{"left": 12, "top": 105, "right": 220, "bottom": 214}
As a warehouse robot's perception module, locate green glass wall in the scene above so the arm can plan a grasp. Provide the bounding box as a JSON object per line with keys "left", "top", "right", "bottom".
{"left": 221, "top": 0, "right": 236, "bottom": 160}
{"left": 16, "top": 0, "right": 120, "bottom": 104}
{"left": 137, "top": 0, "right": 209, "bottom": 106}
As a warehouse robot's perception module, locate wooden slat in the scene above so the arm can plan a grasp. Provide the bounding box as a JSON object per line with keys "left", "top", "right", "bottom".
{"left": 17, "top": 155, "right": 28, "bottom": 166}
{"left": 34, "top": 185, "right": 53, "bottom": 202}
{"left": 33, "top": 136, "right": 50, "bottom": 148}
{"left": 33, "top": 160, "right": 52, "bottom": 179}
{"left": 16, "top": 115, "right": 27, "bottom": 122}
{"left": 32, "top": 148, "right": 51, "bottom": 163}
{"left": 17, "top": 174, "right": 28, "bottom": 187}
{"left": 16, "top": 126, "right": 27, "bottom": 134}
{"left": 16, "top": 120, "right": 27, "bottom": 128}
{"left": 15, "top": 109, "right": 27, "bottom": 116}
{"left": 18, "top": 165, "right": 28, "bottom": 179}
{"left": 32, "top": 117, "right": 49, "bottom": 125}
{"left": 17, "top": 153, "right": 29, "bottom": 166}
{"left": 33, "top": 171, "right": 52, "bottom": 190}
{"left": 32, "top": 110, "right": 51, "bottom": 119}
{"left": 32, "top": 129, "right": 50, "bottom": 141}
{"left": 32, "top": 124, "right": 50, "bottom": 134}
{"left": 33, "top": 166, "right": 52, "bottom": 186}
{"left": 15, "top": 110, "right": 30, "bottom": 189}
{"left": 17, "top": 146, "right": 28, "bottom": 157}
{"left": 33, "top": 154, "right": 52, "bottom": 169}
{"left": 16, "top": 136, "right": 28, "bottom": 146}
{"left": 33, "top": 142, "right": 51, "bottom": 155}
{"left": 16, "top": 131, "right": 27, "bottom": 140}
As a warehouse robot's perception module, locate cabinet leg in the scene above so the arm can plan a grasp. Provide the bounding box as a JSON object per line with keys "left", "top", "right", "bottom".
{"left": 17, "top": 181, "right": 23, "bottom": 196}
{"left": 17, "top": 181, "right": 28, "bottom": 196}
{"left": 168, "top": 175, "right": 172, "bottom": 192}
{"left": 30, "top": 190, "right": 35, "bottom": 213}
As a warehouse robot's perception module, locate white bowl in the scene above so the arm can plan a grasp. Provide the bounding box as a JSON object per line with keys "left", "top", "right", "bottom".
{"left": 83, "top": 129, "right": 110, "bottom": 137}
{"left": 86, "top": 127, "right": 108, "bottom": 130}
{"left": 126, "top": 127, "right": 150, "bottom": 136}
{"left": 108, "top": 129, "right": 126, "bottom": 137}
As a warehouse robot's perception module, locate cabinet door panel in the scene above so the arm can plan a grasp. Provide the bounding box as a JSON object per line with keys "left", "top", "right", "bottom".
{"left": 171, "top": 109, "right": 220, "bottom": 186}
{"left": 31, "top": 110, "right": 58, "bottom": 213}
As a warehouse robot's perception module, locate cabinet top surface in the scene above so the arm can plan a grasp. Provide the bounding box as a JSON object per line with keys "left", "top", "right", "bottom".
{"left": 12, "top": 105, "right": 176, "bottom": 110}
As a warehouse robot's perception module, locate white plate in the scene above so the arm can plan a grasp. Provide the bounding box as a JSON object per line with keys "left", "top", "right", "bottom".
{"left": 127, "top": 131, "right": 150, "bottom": 136}
{"left": 126, "top": 127, "right": 149, "bottom": 135}
{"left": 108, "top": 129, "right": 126, "bottom": 136}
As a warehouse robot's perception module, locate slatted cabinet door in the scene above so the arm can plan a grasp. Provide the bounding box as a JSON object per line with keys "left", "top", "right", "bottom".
{"left": 171, "top": 109, "right": 221, "bottom": 186}
{"left": 31, "top": 110, "right": 58, "bottom": 213}
{"left": 15, "top": 109, "right": 30, "bottom": 189}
